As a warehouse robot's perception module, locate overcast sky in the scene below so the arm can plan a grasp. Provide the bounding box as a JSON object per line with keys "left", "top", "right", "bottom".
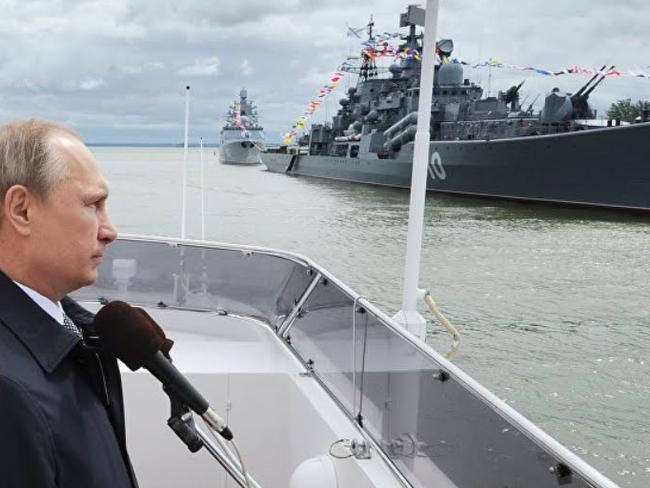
{"left": 1, "top": 0, "right": 649, "bottom": 143}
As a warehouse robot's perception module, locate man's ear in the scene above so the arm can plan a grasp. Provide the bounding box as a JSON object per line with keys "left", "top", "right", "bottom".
{"left": 3, "top": 185, "right": 34, "bottom": 237}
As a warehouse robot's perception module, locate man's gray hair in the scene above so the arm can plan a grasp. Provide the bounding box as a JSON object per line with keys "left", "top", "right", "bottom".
{"left": 0, "top": 118, "right": 80, "bottom": 202}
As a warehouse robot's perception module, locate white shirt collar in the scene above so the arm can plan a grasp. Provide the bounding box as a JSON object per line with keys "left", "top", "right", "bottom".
{"left": 13, "top": 281, "right": 65, "bottom": 326}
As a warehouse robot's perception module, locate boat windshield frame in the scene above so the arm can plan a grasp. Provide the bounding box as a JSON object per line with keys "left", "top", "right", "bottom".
{"left": 71, "top": 235, "right": 618, "bottom": 488}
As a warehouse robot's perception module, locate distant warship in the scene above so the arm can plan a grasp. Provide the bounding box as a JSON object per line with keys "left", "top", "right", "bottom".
{"left": 219, "top": 88, "right": 264, "bottom": 165}
{"left": 263, "top": 6, "right": 650, "bottom": 211}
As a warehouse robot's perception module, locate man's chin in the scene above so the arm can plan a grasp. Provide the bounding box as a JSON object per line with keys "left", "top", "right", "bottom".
{"left": 79, "top": 270, "right": 99, "bottom": 288}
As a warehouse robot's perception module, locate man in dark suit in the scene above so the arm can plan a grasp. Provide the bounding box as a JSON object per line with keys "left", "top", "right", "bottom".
{"left": 0, "top": 119, "right": 138, "bottom": 487}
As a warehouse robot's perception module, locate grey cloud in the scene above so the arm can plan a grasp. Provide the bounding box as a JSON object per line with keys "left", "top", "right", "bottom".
{"left": 178, "top": 57, "right": 221, "bottom": 76}
{"left": 120, "top": 0, "right": 302, "bottom": 29}
{"left": 0, "top": 0, "right": 649, "bottom": 143}
{"left": 240, "top": 59, "right": 254, "bottom": 76}
{"left": 79, "top": 78, "right": 106, "bottom": 91}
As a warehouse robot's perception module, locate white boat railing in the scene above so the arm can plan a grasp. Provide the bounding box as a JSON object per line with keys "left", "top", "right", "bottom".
{"left": 72, "top": 235, "right": 619, "bottom": 488}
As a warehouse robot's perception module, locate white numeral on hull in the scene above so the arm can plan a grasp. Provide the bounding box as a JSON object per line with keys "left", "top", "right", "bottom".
{"left": 428, "top": 151, "right": 446, "bottom": 180}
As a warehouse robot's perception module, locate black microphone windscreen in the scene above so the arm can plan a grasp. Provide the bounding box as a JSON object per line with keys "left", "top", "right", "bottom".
{"left": 134, "top": 308, "right": 174, "bottom": 355}
{"left": 93, "top": 301, "right": 168, "bottom": 371}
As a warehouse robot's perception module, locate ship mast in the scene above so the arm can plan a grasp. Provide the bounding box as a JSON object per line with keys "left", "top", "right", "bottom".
{"left": 360, "top": 15, "right": 377, "bottom": 80}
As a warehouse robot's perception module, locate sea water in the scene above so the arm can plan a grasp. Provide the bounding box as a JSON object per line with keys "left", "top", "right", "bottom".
{"left": 94, "top": 146, "right": 650, "bottom": 487}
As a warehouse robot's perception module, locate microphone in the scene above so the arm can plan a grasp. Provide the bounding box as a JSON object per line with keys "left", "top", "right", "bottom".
{"left": 93, "top": 301, "right": 233, "bottom": 440}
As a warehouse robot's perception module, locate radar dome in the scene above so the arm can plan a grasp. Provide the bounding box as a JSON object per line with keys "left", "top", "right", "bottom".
{"left": 389, "top": 63, "right": 403, "bottom": 78}
{"left": 438, "top": 62, "right": 463, "bottom": 86}
{"left": 436, "top": 39, "right": 454, "bottom": 58}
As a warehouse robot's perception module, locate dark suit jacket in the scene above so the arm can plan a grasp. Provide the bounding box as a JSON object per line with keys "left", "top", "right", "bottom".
{"left": 0, "top": 270, "right": 138, "bottom": 488}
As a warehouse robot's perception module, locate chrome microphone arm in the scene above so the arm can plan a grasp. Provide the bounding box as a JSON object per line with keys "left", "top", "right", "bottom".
{"left": 165, "top": 392, "right": 260, "bottom": 487}
{"left": 194, "top": 421, "right": 262, "bottom": 488}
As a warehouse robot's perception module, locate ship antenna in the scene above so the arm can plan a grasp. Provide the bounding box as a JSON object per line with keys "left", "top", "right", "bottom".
{"left": 487, "top": 65, "right": 492, "bottom": 97}
{"left": 360, "top": 14, "right": 378, "bottom": 80}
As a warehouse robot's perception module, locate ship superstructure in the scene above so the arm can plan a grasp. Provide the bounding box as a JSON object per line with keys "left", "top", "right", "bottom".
{"left": 263, "top": 6, "right": 650, "bottom": 211}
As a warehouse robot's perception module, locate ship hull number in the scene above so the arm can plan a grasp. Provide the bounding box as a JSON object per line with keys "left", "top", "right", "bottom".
{"left": 428, "top": 151, "right": 446, "bottom": 180}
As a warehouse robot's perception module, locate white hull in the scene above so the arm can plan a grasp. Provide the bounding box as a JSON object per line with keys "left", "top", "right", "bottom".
{"left": 218, "top": 140, "right": 262, "bottom": 165}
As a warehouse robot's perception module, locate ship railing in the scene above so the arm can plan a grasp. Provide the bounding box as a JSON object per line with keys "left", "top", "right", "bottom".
{"left": 73, "top": 235, "right": 619, "bottom": 488}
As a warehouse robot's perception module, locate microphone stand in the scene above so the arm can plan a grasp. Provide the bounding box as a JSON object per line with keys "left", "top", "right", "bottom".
{"left": 165, "top": 389, "right": 261, "bottom": 488}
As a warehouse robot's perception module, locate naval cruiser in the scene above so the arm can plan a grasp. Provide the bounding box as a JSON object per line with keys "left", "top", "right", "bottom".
{"left": 219, "top": 88, "right": 265, "bottom": 165}
{"left": 263, "top": 6, "right": 650, "bottom": 212}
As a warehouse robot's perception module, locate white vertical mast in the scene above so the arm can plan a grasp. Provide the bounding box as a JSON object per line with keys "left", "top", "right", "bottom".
{"left": 181, "top": 85, "right": 191, "bottom": 240}
{"left": 394, "top": 0, "right": 439, "bottom": 340}
{"left": 200, "top": 136, "right": 206, "bottom": 241}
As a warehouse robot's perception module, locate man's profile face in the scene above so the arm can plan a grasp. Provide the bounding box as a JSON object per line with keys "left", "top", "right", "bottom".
{"left": 28, "top": 134, "right": 117, "bottom": 298}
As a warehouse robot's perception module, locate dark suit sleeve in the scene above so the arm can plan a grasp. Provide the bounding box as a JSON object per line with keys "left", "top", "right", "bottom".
{"left": 0, "top": 376, "right": 56, "bottom": 487}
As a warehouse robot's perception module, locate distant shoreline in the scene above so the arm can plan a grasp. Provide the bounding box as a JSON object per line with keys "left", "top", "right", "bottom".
{"left": 87, "top": 143, "right": 221, "bottom": 148}
{"left": 87, "top": 142, "right": 281, "bottom": 148}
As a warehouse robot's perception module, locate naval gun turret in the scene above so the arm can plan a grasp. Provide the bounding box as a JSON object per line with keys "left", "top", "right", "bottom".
{"left": 503, "top": 81, "right": 525, "bottom": 111}
{"left": 541, "top": 87, "right": 573, "bottom": 123}
{"left": 570, "top": 64, "right": 611, "bottom": 119}
{"left": 540, "top": 65, "right": 614, "bottom": 124}
{"left": 541, "top": 65, "right": 611, "bottom": 124}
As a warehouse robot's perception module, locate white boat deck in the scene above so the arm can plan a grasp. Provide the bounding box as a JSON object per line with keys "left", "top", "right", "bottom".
{"left": 140, "top": 308, "right": 302, "bottom": 374}
{"left": 83, "top": 302, "right": 428, "bottom": 488}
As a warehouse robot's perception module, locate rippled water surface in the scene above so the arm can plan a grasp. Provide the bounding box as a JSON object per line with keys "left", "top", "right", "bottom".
{"left": 94, "top": 146, "right": 650, "bottom": 487}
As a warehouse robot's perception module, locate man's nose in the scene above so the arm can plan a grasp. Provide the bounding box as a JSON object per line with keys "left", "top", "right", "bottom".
{"left": 98, "top": 212, "right": 118, "bottom": 243}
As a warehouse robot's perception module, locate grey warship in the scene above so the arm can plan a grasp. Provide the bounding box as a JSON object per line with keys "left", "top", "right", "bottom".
{"left": 263, "top": 6, "right": 650, "bottom": 211}
{"left": 219, "top": 88, "right": 265, "bottom": 165}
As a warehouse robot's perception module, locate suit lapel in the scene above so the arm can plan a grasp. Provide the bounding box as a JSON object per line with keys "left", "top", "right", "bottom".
{"left": 0, "top": 270, "right": 79, "bottom": 373}
{"left": 62, "top": 297, "right": 138, "bottom": 488}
